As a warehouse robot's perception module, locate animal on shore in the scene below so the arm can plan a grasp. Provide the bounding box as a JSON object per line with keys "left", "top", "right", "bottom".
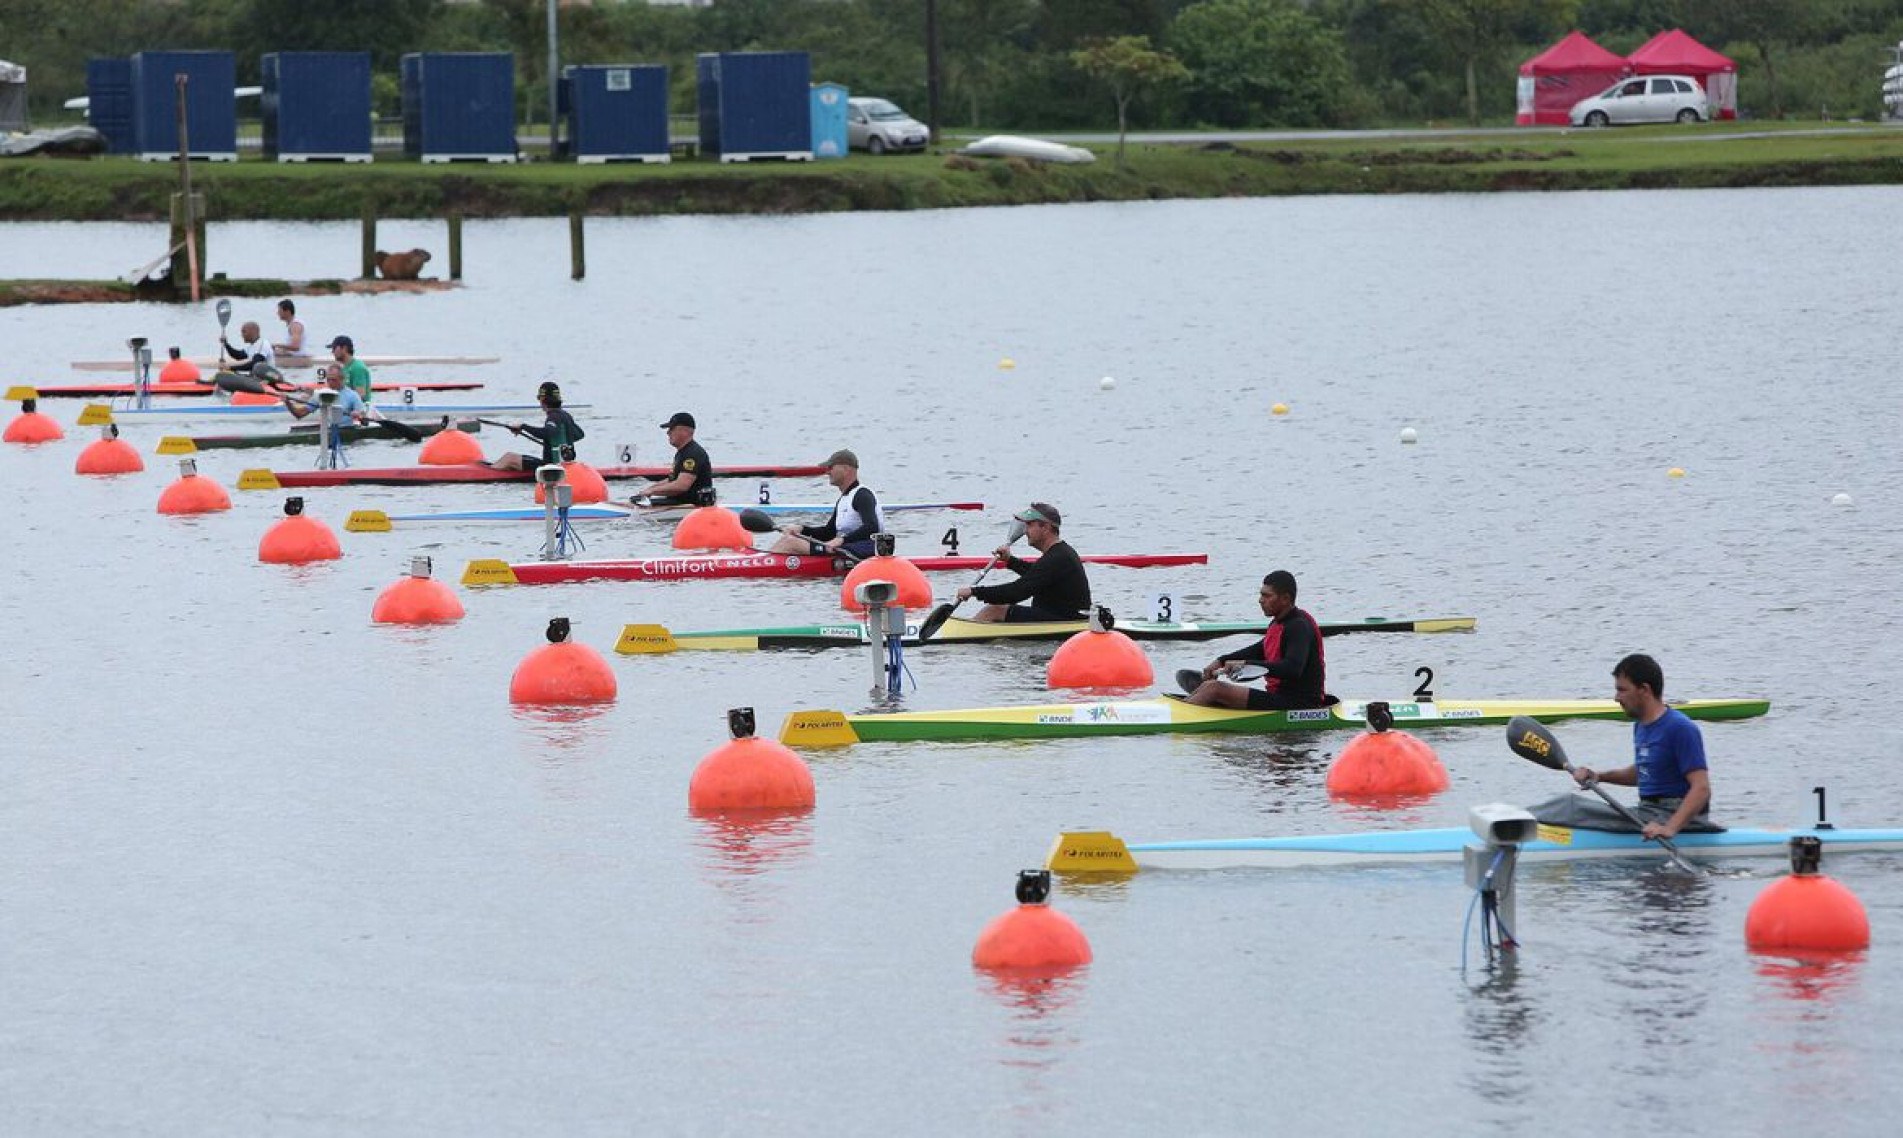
{"left": 374, "top": 249, "right": 433, "bottom": 281}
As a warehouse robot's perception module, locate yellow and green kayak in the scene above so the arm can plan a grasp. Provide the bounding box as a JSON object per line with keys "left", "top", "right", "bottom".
{"left": 778, "top": 696, "right": 1770, "bottom": 746}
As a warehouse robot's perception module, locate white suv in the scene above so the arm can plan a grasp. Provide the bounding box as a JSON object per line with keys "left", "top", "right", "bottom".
{"left": 847, "top": 97, "right": 928, "bottom": 154}
{"left": 1569, "top": 75, "right": 1709, "bottom": 126}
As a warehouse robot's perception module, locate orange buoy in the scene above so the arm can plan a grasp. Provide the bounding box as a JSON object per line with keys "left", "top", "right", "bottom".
{"left": 972, "top": 870, "right": 1092, "bottom": 972}
{"left": 1326, "top": 716, "right": 1449, "bottom": 798}
{"left": 840, "top": 555, "right": 933, "bottom": 613}
{"left": 158, "top": 350, "right": 201, "bottom": 385}
{"left": 1046, "top": 616, "right": 1153, "bottom": 689}
{"left": 509, "top": 618, "right": 617, "bottom": 704}
{"left": 531, "top": 461, "right": 606, "bottom": 504}
{"left": 156, "top": 459, "right": 231, "bottom": 515}
{"left": 229, "top": 389, "right": 281, "bottom": 406}
{"left": 4, "top": 398, "right": 64, "bottom": 444}
{"left": 258, "top": 497, "right": 342, "bottom": 564}
{"left": 1746, "top": 837, "right": 1870, "bottom": 953}
{"left": 672, "top": 505, "right": 753, "bottom": 551}
{"left": 75, "top": 426, "right": 144, "bottom": 475}
{"left": 688, "top": 707, "right": 817, "bottom": 813}
{"left": 419, "top": 427, "right": 485, "bottom": 465}
{"left": 372, "top": 556, "right": 465, "bottom": 624}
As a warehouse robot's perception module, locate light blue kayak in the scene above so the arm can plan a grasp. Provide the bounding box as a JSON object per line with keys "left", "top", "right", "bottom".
{"left": 1049, "top": 823, "right": 1903, "bottom": 873}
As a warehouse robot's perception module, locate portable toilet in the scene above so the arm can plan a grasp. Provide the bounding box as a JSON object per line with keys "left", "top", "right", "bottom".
{"left": 401, "top": 52, "right": 517, "bottom": 163}
{"left": 564, "top": 64, "right": 670, "bottom": 163}
{"left": 697, "top": 51, "right": 812, "bottom": 162}
{"left": 85, "top": 59, "right": 134, "bottom": 153}
{"left": 810, "top": 82, "right": 848, "bottom": 159}
{"left": 262, "top": 52, "right": 372, "bottom": 162}
{"left": 0, "top": 60, "right": 25, "bottom": 133}
{"left": 129, "top": 50, "right": 237, "bottom": 161}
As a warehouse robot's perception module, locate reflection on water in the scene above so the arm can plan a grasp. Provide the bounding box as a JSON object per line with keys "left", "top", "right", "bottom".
{"left": 693, "top": 811, "right": 815, "bottom": 881}
{"left": 1460, "top": 955, "right": 1543, "bottom": 1113}
{"left": 1751, "top": 952, "right": 1865, "bottom": 1005}
{"left": 1201, "top": 737, "right": 1331, "bottom": 807}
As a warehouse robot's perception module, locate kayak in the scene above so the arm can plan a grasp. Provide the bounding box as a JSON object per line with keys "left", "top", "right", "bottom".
{"left": 362, "top": 500, "right": 985, "bottom": 525}
{"left": 1047, "top": 820, "right": 1903, "bottom": 873}
{"left": 90, "top": 401, "right": 568, "bottom": 422}
{"left": 464, "top": 551, "right": 1207, "bottom": 586}
{"left": 34, "top": 379, "right": 482, "bottom": 398}
{"left": 616, "top": 614, "right": 1476, "bottom": 653}
{"left": 173, "top": 419, "right": 479, "bottom": 450}
{"left": 243, "top": 461, "right": 825, "bottom": 489}
{"left": 776, "top": 696, "right": 1770, "bottom": 745}
{"left": 71, "top": 354, "right": 499, "bottom": 372}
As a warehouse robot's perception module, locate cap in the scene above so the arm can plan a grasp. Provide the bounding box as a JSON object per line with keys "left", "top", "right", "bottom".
{"left": 660, "top": 412, "right": 696, "bottom": 430}
{"left": 822, "top": 449, "right": 858, "bottom": 469}
{"left": 537, "top": 381, "right": 562, "bottom": 401}
{"left": 326, "top": 335, "right": 353, "bottom": 351}
{"left": 1015, "top": 502, "right": 1061, "bottom": 529}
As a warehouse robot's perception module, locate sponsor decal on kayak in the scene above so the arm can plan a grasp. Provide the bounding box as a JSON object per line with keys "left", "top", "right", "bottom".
{"left": 1035, "top": 703, "right": 1173, "bottom": 726}
{"left": 1285, "top": 709, "right": 1333, "bottom": 722}
{"left": 1537, "top": 823, "right": 1574, "bottom": 846}
{"left": 1440, "top": 708, "right": 1483, "bottom": 719}
{"left": 637, "top": 555, "right": 785, "bottom": 579}
{"left": 819, "top": 626, "right": 864, "bottom": 638}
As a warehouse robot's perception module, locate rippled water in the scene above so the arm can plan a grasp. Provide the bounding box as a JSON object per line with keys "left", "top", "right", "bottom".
{"left": 4, "top": 187, "right": 1901, "bottom": 1134}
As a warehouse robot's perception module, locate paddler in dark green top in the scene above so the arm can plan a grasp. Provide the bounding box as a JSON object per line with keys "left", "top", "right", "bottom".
{"left": 494, "top": 381, "right": 584, "bottom": 470}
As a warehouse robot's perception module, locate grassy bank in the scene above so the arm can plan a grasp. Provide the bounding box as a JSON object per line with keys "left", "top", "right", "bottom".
{"left": 3, "top": 124, "right": 1902, "bottom": 223}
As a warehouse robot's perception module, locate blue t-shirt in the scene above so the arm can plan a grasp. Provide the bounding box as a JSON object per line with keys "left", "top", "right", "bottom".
{"left": 1633, "top": 707, "right": 1707, "bottom": 798}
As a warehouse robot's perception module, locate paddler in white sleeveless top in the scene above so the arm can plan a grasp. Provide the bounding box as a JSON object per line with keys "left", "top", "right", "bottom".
{"left": 770, "top": 449, "right": 885, "bottom": 559}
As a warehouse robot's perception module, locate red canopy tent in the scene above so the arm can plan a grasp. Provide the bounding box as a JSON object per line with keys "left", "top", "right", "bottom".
{"left": 1628, "top": 29, "right": 1737, "bottom": 120}
{"left": 1517, "top": 32, "right": 1629, "bottom": 125}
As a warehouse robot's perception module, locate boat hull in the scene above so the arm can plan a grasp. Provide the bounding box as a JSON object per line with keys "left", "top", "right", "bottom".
{"left": 255, "top": 462, "right": 826, "bottom": 488}
{"left": 97, "top": 402, "right": 564, "bottom": 421}
{"left": 467, "top": 551, "right": 1207, "bottom": 586}
{"left": 36, "top": 380, "right": 482, "bottom": 398}
{"left": 778, "top": 696, "right": 1770, "bottom": 745}
{"left": 1049, "top": 823, "right": 1903, "bottom": 872}
{"left": 186, "top": 419, "right": 477, "bottom": 450}
{"left": 384, "top": 501, "right": 984, "bottom": 524}
{"left": 71, "top": 354, "right": 500, "bottom": 372}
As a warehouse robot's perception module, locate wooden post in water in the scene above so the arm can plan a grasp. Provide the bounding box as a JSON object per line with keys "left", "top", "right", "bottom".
{"left": 173, "top": 73, "right": 201, "bottom": 301}
{"left": 569, "top": 211, "right": 585, "bottom": 281}
{"left": 169, "top": 191, "right": 206, "bottom": 296}
{"left": 360, "top": 201, "right": 377, "bottom": 279}
{"left": 447, "top": 212, "right": 463, "bottom": 281}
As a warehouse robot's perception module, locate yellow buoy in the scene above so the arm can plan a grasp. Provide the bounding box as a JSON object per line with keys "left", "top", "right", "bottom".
{"left": 998, "top": 357, "right": 1016, "bottom": 370}
{"left": 1668, "top": 467, "right": 1686, "bottom": 479}
{"left": 1271, "top": 403, "right": 1289, "bottom": 416}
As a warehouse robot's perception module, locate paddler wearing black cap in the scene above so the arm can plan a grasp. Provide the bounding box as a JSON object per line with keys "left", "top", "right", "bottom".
{"left": 769, "top": 449, "right": 884, "bottom": 559}
{"left": 959, "top": 502, "right": 1091, "bottom": 623}
{"left": 493, "top": 381, "right": 585, "bottom": 471}
{"left": 631, "top": 412, "right": 713, "bottom": 507}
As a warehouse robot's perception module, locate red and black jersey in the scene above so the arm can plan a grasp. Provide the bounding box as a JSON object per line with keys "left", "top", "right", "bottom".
{"left": 1219, "top": 606, "right": 1326, "bottom": 703}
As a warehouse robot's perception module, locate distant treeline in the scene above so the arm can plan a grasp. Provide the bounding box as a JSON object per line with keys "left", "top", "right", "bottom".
{"left": 7, "top": 0, "right": 1903, "bottom": 128}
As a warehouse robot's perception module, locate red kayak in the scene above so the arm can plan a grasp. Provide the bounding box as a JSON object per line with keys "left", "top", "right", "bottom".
{"left": 251, "top": 462, "right": 827, "bottom": 488}
{"left": 33, "top": 379, "right": 484, "bottom": 398}
{"left": 463, "top": 551, "right": 1208, "bottom": 586}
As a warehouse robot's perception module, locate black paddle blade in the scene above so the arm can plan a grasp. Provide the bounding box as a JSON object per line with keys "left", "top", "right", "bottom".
{"left": 212, "top": 370, "right": 268, "bottom": 396}
{"left": 917, "top": 602, "right": 957, "bottom": 642}
{"left": 737, "top": 508, "right": 777, "bottom": 534}
{"left": 1505, "top": 716, "right": 1569, "bottom": 770}
{"left": 375, "top": 417, "right": 424, "bottom": 443}
{"left": 1175, "top": 668, "right": 1205, "bottom": 694}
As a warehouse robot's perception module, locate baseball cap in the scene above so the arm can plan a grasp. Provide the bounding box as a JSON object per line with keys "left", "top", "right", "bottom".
{"left": 1015, "top": 502, "right": 1061, "bottom": 528}
{"left": 822, "top": 449, "right": 858, "bottom": 468}
{"left": 327, "top": 335, "right": 353, "bottom": 351}
{"left": 660, "top": 412, "right": 696, "bottom": 430}
{"left": 537, "top": 381, "right": 561, "bottom": 401}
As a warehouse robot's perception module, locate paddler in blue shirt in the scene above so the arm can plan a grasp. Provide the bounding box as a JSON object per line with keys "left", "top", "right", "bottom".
{"left": 1530, "top": 653, "right": 1720, "bottom": 838}
{"left": 769, "top": 448, "right": 884, "bottom": 559}
{"left": 1185, "top": 570, "right": 1329, "bottom": 709}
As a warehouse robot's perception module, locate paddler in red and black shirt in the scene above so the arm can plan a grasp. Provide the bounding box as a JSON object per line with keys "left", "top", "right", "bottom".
{"left": 1186, "top": 570, "right": 1330, "bottom": 709}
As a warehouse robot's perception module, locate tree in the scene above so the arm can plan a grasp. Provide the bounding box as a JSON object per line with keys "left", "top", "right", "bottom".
{"left": 1683, "top": 0, "right": 1816, "bottom": 118}
{"left": 1417, "top": 0, "right": 1574, "bottom": 125}
{"left": 1070, "top": 35, "right": 1189, "bottom": 167}
{"left": 1171, "top": 0, "right": 1358, "bottom": 128}
{"left": 237, "top": 0, "right": 441, "bottom": 73}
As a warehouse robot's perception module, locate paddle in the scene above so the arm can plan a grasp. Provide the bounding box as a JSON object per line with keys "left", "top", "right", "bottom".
{"left": 916, "top": 519, "right": 1029, "bottom": 641}
{"left": 733, "top": 508, "right": 864, "bottom": 564}
{"left": 1175, "top": 664, "right": 1269, "bottom": 694}
{"left": 213, "top": 372, "right": 424, "bottom": 443}
{"left": 1504, "top": 716, "right": 1706, "bottom": 875}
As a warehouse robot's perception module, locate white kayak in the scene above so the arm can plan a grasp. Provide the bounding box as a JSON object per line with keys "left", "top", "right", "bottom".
{"left": 959, "top": 135, "right": 1096, "bottom": 164}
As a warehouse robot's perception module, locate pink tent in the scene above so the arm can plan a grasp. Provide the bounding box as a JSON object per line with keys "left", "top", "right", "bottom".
{"left": 1517, "top": 32, "right": 1629, "bottom": 125}
{"left": 1628, "top": 29, "right": 1737, "bottom": 120}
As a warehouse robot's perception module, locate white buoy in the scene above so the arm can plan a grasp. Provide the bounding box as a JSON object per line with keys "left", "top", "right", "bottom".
{"left": 1099, "top": 376, "right": 1116, "bottom": 391}
{"left": 1400, "top": 426, "right": 1419, "bottom": 444}
{"left": 1832, "top": 492, "right": 1853, "bottom": 507}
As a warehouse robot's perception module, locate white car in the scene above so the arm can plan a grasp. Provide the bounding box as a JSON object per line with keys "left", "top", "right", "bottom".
{"left": 1570, "top": 75, "right": 1709, "bottom": 126}
{"left": 847, "top": 97, "right": 928, "bottom": 155}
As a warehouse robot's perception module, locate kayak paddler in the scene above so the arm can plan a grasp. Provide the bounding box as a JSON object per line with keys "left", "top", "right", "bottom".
{"left": 1528, "top": 653, "right": 1720, "bottom": 839}
{"left": 272, "top": 299, "right": 307, "bottom": 356}
{"left": 631, "top": 411, "right": 713, "bottom": 507}
{"left": 282, "top": 366, "right": 367, "bottom": 429}
{"left": 218, "top": 319, "right": 276, "bottom": 377}
{"left": 958, "top": 502, "right": 1090, "bottom": 623}
{"left": 768, "top": 448, "right": 884, "bottom": 559}
{"left": 493, "top": 381, "right": 585, "bottom": 471}
{"left": 1185, "top": 570, "right": 1330, "bottom": 710}
{"left": 326, "top": 334, "right": 372, "bottom": 404}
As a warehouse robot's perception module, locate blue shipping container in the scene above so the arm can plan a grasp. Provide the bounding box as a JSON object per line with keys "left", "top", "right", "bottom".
{"left": 86, "top": 58, "right": 134, "bottom": 155}
{"left": 129, "top": 50, "right": 237, "bottom": 160}
{"left": 697, "top": 52, "right": 811, "bottom": 161}
{"left": 401, "top": 53, "right": 516, "bottom": 162}
{"left": 564, "top": 64, "right": 670, "bottom": 163}
{"left": 810, "top": 83, "right": 848, "bottom": 159}
{"left": 262, "top": 52, "right": 372, "bottom": 162}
